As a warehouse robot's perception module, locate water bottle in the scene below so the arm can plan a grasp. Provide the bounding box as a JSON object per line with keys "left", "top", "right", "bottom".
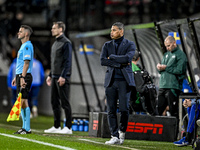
{"left": 72, "top": 119, "right": 78, "bottom": 131}
{"left": 77, "top": 119, "right": 80, "bottom": 131}
{"left": 63, "top": 118, "right": 66, "bottom": 128}
{"left": 79, "top": 119, "right": 84, "bottom": 131}
{"left": 84, "top": 119, "right": 89, "bottom": 132}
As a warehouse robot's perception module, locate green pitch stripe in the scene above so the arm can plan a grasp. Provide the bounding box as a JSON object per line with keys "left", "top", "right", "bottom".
{"left": 74, "top": 23, "right": 155, "bottom": 38}
{"left": 0, "top": 133, "right": 76, "bottom": 150}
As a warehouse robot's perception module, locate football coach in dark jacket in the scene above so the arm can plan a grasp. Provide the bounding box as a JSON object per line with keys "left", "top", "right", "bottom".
{"left": 100, "top": 22, "right": 136, "bottom": 145}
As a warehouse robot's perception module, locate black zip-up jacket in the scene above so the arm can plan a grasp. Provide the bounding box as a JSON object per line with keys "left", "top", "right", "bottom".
{"left": 50, "top": 34, "right": 72, "bottom": 79}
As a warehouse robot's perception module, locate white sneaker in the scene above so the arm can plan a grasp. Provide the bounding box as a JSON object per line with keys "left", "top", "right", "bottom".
{"left": 44, "top": 126, "right": 61, "bottom": 133}
{"left": 58, "top": 127, "right": 73, "bottom": 134}
{"left": 105, "top": 136, "right": 120, "bottom": 145}
{"left": 119, "top": 130, "right": 125, "bottom": 144}
{"left": 32, "top": 106, "right": 38, "bottom": 117}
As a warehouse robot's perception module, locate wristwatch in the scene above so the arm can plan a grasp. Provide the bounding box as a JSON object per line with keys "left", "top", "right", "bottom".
{"left": 19, "top": 75, "right": 25, "bottom": 79}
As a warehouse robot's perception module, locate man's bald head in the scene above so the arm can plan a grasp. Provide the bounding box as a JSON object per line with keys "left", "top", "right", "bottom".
{"left": 165, "top": 36, "right": 175, "bottom": 43}
{"left": 164, "top": 36, "right": 177, "bottom": 52}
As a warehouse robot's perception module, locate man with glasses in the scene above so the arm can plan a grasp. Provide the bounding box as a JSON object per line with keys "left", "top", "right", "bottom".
{"left": 44, "top": 21, "right": 72, "bottom": 134}
{"left": 157, "top": 36, "right": 187, "bottom": 139}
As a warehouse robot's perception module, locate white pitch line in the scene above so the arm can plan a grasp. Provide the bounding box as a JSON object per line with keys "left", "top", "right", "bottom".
{"left": 0, "top": 133, "right": 75, "bottom": 150}
{"left": 79, "top": 139, "right": 140, "bottom": 150}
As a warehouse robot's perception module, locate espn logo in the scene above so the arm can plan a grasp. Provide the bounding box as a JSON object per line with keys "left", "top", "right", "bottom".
{"left": 126, "top": 122, "right": 163, "bottom": 134}
{"left": 93, "top": 120, "right": 98, "bottom": 130}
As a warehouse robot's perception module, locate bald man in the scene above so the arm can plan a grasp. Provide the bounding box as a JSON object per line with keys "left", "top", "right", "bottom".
{"left": 156, "top": 36, "right": 187, "bottom": 140}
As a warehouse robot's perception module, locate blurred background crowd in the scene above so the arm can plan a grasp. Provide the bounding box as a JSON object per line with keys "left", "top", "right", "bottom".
{"left": 0, "top": 0, "right": 200, "bottom": 74}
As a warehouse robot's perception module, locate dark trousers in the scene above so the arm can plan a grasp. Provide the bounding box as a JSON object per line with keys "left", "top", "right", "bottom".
{"left": 157, "top": 88, "right": 180, "bottom": 138}
{"left": 157, "top": 88, "right": 180, "bottom": 117}
{"left": 105, "top": 80, "right": 131, "bottom": 137}
{"left": 51, "top": 78, "right": 72, "bottom": 128}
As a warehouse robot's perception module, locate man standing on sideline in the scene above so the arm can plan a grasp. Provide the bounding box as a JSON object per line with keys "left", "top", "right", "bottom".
{"left": 157, "top": 36, "right": 187, "bottom": 138}
{"left": 12, "top": 25, "right": 34, "bottom": 134}
{"left": 44, "top": 21, "right": 72, "bottom": 134}
{"left": 100, "top": 22, "right": 136, "bottom": 144}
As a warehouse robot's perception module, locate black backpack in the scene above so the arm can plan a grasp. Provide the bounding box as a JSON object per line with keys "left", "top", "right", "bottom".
{"left": 133, "top": 65, "right": 157, "bottom": 115}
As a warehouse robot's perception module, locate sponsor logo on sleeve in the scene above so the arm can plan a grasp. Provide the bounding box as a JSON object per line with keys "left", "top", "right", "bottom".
{"left": 24, "top": 55, "right": 30, "bottom": 58}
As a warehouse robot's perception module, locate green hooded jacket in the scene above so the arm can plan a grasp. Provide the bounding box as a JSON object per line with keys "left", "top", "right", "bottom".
{"left": 132, "top": 62, "right": 141, "bottom": 72}
{"left": 158, "top": 46, "right": 187, "bottom": 91}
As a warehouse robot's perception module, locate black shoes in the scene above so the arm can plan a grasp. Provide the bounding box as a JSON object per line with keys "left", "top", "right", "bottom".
{"left": 14, "top": 128, "right": 31, "bottom": 134}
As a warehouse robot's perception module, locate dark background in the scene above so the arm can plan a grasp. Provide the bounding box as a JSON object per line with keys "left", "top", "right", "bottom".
{"left": 0, "top": 0, "right": 200, "bottom": 71}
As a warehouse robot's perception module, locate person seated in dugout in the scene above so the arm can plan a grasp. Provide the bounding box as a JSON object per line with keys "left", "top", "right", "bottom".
{"left": 174, "top": 99, "right": 200, "bottom": 147}
{"left": 130, "top": 50, "right": 157, "bottom": 115}
{"left": 129, "top": 50, "right": 145, "bottom": 114}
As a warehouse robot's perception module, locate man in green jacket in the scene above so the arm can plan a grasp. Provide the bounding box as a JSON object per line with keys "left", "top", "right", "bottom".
{"left": 157, "top": 36, "right": 187, "bottom": 138}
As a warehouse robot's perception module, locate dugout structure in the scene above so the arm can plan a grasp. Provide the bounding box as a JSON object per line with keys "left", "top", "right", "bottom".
{"left": 69, "top": 18, "right": 200, "bottom": 136}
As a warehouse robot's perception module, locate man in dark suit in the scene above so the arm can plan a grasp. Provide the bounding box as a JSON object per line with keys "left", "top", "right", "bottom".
{"left": 100, "top": 22, "right": 136, "bottom": 145}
